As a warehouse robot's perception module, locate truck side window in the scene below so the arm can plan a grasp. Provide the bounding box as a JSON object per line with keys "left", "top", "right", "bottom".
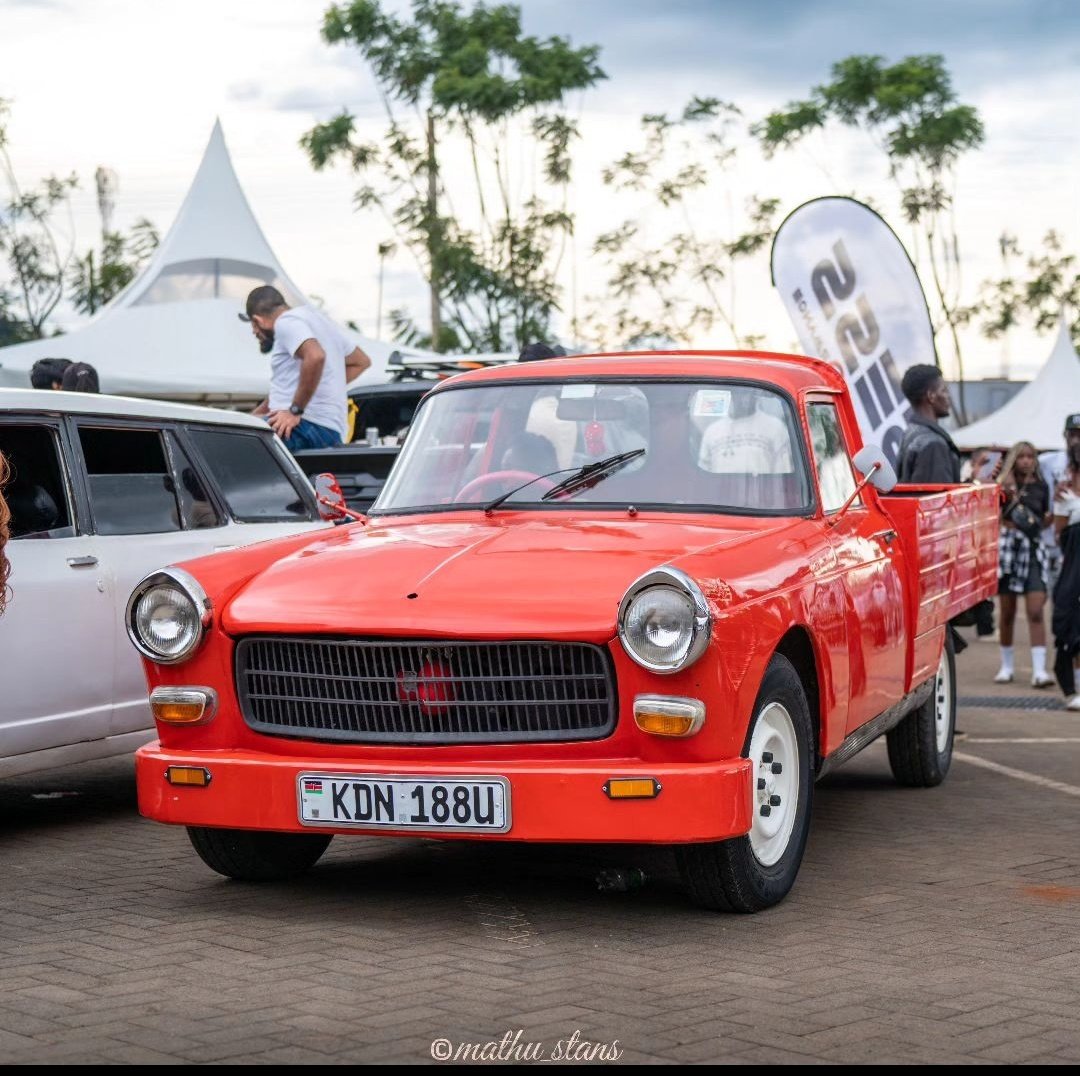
{"left": 0, "top": 424, "right": 74, "bottom": 539}
{"left": 188, "top": 429, "right": 311, "bottom": 522}
{"left": 807, "top": 402, "right": 858, "bottom": 513}
{"left": 78, "top": 426, "right": 182, "bottom": 535}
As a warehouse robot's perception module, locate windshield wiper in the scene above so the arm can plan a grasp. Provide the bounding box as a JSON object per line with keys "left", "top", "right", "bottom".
{"left": 540, "top": 448, "right": 646, "bottom": 502}
{"left": 482, "top": 465, "right": 584, "bottom": 513}
{"left": 481, "top": 448, "right": 646, "bottom": 513}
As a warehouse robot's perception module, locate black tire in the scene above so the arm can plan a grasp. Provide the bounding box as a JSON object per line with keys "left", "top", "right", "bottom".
{"left": 887, "top": 630, "right": 956, "bottom": 787}
{"left": 187, "top": 827, "right": 332, "bottom": 881}
{"left": 676, "top": 654, "right": 814, "bottom": 913}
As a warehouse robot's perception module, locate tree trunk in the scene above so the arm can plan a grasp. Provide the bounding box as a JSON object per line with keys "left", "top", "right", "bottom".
{"left": 426, "top": 111, "right": 442, "bottom": 351}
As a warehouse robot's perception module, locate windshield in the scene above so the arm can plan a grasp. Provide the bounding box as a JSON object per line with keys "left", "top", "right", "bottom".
{"left": 374, "top": 379, "right": 812, "bottom": 515}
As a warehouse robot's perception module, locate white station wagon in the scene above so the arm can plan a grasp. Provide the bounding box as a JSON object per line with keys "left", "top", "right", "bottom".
{"left": 0, "top": 388, "right": 331, "bottom": 778}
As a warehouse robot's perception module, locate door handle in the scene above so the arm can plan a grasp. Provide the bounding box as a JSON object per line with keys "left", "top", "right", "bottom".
{"left": 871, "top": 529, "right": 898, "bottom": 546}
{"left": 66, "top": 555, "right": 99, "bottom": 568}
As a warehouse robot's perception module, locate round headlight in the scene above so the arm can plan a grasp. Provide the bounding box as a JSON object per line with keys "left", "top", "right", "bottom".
{"left": 126, "top": 569, "right": 211, "bottom": 664}
{"left": 618, "top": 568, "right": 710, "bottom": 673}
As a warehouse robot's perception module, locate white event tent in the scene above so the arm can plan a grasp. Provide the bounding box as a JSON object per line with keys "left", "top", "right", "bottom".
{"left": 0, "top": 121, "right": 402, "bottom": 402}
{"left": 952, "top": 315, "right": 1080, "bottom": 451}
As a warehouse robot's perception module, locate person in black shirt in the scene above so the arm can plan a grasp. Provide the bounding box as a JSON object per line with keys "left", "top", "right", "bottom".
{"left": 995, "top": 441, "right": 1052, "bottom": 686}
{"left": 896, "top": 364, "right": 962, "bottom": 483}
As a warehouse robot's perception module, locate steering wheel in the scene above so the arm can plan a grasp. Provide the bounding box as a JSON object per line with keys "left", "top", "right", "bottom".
{"left": 456, "top": 470, "right": 557, "bottom": 504}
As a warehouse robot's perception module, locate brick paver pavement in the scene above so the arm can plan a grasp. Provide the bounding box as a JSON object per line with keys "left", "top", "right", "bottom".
{"left": 1, "top": 627, "right": 1078, "bottom": 1064}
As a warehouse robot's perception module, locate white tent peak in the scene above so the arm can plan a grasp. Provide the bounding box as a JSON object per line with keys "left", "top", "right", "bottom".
{"left": 117, "top": 120, "right": 302, "bottom": 309}
{"left": 952, "top": 309, "right": 1080, "bottom": 451}
{"left": 0, "top": 120, "right": 400, "bottom": 401}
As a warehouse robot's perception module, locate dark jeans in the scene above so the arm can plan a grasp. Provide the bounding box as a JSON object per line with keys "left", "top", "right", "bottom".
{"left": 278, "top": 418, "right": 341, "bottom": 452}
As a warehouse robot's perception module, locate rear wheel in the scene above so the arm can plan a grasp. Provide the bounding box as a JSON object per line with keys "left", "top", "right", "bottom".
{"left": 187, "top": 827, "right": 332, "bottom": 881}
{"left": 887, "top": 632, "right": 956, "bottom": 787}
{"left": 676, "top": 655, "right": 814, "bottom": 913}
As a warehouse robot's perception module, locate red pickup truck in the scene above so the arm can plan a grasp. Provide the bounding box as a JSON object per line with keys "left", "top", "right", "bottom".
{"left": 128, "top": 351, "right": 998, "bottom": 912}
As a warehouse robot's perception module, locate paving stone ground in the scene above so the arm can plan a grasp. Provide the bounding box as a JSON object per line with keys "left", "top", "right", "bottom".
{"left": 1, "top": 626, "right": 1078, "bottom": 1064}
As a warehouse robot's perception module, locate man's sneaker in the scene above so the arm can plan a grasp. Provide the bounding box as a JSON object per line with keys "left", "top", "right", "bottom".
{"left": 993, "top": 668, "right": 1014, "bottom": 684}
{"left": 1067, "top": 695, "right": 1080, "bottom": 711}
{"left": 1032, "top": 673, "right": 1055, "bottom": 689}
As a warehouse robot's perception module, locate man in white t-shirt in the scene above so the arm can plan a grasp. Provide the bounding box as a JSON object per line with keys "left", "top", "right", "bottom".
{"left": 241, "top": 286, "right": 371, "bottom": 452}
{"left": 697, "top": 397, "right": 793, "bottom": 475}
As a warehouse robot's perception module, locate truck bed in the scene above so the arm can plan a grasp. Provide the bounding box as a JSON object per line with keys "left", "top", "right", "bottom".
{"left": 881, "top": 482, "right": 1000, "bottom": 687}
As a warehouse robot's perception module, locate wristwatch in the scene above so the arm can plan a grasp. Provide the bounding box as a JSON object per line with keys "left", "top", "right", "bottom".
{"left": 288, "top": 403, "right": 304, "bottom": 417}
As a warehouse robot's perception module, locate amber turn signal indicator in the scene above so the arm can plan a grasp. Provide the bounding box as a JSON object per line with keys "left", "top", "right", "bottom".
{"left": 603, "top": 778, "right": 662, "bottom": 800}
{"left": 633, "top": 695, "right": 705, "bottom": 737}
{"left": 165, "top": 766, "right": 212, "bottom": 787}
{"left": 150, "top": 687, "right": 218, "bottom": 725}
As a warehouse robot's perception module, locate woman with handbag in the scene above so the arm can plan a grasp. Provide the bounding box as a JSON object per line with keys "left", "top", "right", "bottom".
{"left": 1052, "top": 439, "right": 1080, "bottom": 709}
{"left": 995, "top": 442, "right": 1053, "bottom": 686}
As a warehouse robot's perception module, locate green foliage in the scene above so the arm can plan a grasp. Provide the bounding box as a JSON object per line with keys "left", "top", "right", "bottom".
{"left": 303, "top": 0, "right": 605, "bottom": 351}
{"left": 0, "top": 99, "right": 79, "bottom": 339}
{"left": 975, "top": 231, "right": 1080, "bottom": 347}
{"left": 68, "top": 219, "right": 159, "bottom": 316}
{"left": 592, "top": 100, "right": 777, "bottom": 349}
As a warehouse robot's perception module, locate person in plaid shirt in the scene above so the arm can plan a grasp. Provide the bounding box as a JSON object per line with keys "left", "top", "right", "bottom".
{"left": 994, "top": 442, "right": 1052, "bottom": 687}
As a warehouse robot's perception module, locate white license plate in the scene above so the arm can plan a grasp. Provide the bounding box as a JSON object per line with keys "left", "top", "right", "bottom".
{"left": 297, "top": 774, "right": 511, "bottom": 833}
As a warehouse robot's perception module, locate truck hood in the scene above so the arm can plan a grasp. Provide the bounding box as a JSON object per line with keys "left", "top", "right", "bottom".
{"left": 221, "top": 513, "right": 781, "bottom": 640}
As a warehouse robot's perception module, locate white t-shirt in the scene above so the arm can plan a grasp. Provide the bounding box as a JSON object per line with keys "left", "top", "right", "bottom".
{"left": 698, "top": 411, "right": 793, "bottom": 475}
{"left": 1040, "top": 450, "right": 1069, "bottom": 547}
{"left": 269, "top": 305, "right": 355, "bottom": 439}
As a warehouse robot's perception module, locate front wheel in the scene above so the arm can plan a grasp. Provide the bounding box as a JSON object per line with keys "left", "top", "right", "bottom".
{"left": 887, "top": 631, "right": 956, "bottom": 787}
{"left": 676, "top": 654, "right": 814, "bottom": 913}
{"left": 187, "top": 827, "right": 332, "bottom": 881}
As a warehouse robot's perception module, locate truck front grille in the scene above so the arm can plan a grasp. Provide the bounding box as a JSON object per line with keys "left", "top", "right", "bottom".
{"left": 235, "top": 637, "right": 616, "bottom": 744}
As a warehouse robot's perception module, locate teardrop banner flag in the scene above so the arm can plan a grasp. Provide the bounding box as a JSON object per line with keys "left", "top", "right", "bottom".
{"left": 770, "top": 196, "right": 938, "bottom": 466}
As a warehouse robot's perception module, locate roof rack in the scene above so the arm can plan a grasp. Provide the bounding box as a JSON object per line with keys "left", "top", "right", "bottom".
{"left": 386, "top": 350, "right": 516, "bottom": 381}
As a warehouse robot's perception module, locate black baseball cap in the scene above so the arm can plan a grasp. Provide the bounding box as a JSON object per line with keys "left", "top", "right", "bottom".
{"left": 1065, "top": 414, "right": 1080, "bottom": 431}
{"left": 238, "top": 285, "right": 287, "bottom": 322}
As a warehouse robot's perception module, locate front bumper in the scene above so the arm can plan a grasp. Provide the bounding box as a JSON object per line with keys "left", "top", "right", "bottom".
{"left": 136, "top": 743, "right": 753, "bottom": 844}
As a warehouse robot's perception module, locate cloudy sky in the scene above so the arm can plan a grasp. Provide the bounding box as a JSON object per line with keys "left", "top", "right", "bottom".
{"left": 2, "top": 0, "right": 1078, "bottom": 377}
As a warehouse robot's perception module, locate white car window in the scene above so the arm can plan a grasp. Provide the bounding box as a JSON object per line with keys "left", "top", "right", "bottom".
{"left": 78, "top": 426, "right": 182, "bottom": 536}
{"left": 0, "top": 423, "right": 75, "bottom": 540}
{"left": 188, "top": 428, "right": 312, "bottom": 522}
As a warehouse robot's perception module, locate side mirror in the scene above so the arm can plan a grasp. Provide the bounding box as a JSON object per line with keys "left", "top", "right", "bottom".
{"left": 313, "top": 473, "right": 365, "bottom": 523}
{"left": 852, "top": 445, "right": 897, "bottom": 493}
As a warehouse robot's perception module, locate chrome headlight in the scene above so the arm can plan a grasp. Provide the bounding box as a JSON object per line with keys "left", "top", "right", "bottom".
{"left": 125, "top": 568, "right": 212, "bottom": 665}
{"left": 618, "top": 567, "right": 711, "bottom": 674}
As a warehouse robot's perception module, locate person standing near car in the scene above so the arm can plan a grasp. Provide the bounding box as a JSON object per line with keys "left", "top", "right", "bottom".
{"left": 897, "top": 364, "right": 971, "bottom": 657}
{"left": 994, "top": 441, "right": 1053, "bottom": 687}
{"left": 896, "top": 364, "right": 961, "bottom": 483}
{"left": 60, "top": 362, "right": 100, "bottom": 393}
{"left": 29, "top": 358, "right": 72, "bottom": 390}
{"left": 1051, "top": 433, "right": 1080, "bottom": 710}
{"left": 1039, "top": 414, "right": 1080, "bottom": 590}
{"left": 241, "top": 286, "right": 372, "bottom": 452}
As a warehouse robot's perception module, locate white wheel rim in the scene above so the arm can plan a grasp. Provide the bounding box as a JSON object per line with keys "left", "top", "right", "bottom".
{"left": 748, "top": 702, "right": 800, "bottom": 867}
{"left": 934, "top": 650, "right": 952, "bottom": 754}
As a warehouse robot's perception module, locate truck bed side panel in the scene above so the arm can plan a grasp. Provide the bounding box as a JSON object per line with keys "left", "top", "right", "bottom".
{"left": 879, "top": 484, "right": 999, "bottom": 687}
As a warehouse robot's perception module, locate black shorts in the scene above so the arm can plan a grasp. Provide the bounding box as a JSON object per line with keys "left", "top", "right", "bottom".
{"left": 999, "top": 556, "right": 1046, "bottom": 595}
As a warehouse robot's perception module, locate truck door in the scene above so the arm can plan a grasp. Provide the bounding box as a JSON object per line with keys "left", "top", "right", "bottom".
{"left": 806, "top": 400, "right": 908, "bottom": 735}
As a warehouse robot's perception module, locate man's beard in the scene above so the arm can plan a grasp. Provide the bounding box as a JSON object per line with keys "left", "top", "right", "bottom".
{"left": 257, "top": 328, "right": 274, "bottom": 354}
{"left": 1069, "top": 442, "right": 1080, "bottom": 468}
